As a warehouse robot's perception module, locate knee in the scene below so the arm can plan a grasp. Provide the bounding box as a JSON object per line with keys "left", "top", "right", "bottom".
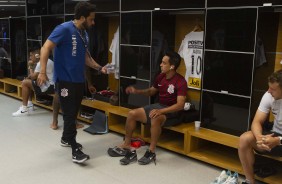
{"left": 127, "top": 109, "right": 139, "bottom": 120}
{"left": 239, "top": 131, "right": 255, "bottom": 150}
{"left": 22, "top": 79, "right": 31, "bottom": 88}
{"left": 151, "top": 115, "right": 166, "bottom": 127}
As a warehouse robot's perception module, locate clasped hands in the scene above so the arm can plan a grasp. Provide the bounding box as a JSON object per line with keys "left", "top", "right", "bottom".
{"left": 256, "top": 133, "right": 278, "bottom": 152}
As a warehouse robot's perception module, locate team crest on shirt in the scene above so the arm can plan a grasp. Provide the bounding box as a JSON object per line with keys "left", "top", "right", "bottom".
{"left": 61, "top": 88, "right": 68, "bottom": 97}
{"left": 167, "top": 84, "right": 175, "bottom": 94}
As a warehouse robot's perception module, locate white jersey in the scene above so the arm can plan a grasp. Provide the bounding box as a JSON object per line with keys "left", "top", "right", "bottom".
{"left": 178, "top": 31, "right": 204, "bottom": 89}
{"left": 34, "top": 59, "right": 54, "bottom": 85}
{"left": 109, "top": 27, "right": 119, "bottom": 79}
{"left": 258, "top": 92, "right": 282, "bottom": 134}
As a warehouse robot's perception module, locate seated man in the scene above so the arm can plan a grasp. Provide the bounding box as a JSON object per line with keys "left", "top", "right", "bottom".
{"left": 12, "top": 48, "right": 54, "bottom": 116}
{"left": 239, "top": 69, "right": 282, "bottom": 184}
{"left": 108, "top": 51, "right": 187, "bottom": 165}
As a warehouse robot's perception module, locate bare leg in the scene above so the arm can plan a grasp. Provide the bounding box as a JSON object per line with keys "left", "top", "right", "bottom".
{"left": 149, "top": 115, "right": 166, "bottom": 152}
{"left": 21, "top": 79, "right": 33, "bottom": 106}
{"left": 119, "top": 108, "right": 147, "bottom": 149}
{"left": 50, "top": 92, "right": 59, "bottom": 130}
{"left": 76, "top": 122, "right": 84, "bottom": 129}
{"left": 238, "top": 131, "right": 259, "bottom": 184}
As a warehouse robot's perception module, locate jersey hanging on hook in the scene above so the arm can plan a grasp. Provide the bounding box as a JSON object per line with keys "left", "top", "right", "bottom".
{"left": 178, "top": 30, "right": 204, "bottom": 90}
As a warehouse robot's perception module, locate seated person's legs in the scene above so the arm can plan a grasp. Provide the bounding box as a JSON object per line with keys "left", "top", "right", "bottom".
{"left": 22, "top": 79, "right": 33, "bottom": 106}
{"left": 12, "top": 79, "right": 34, "bottom": 116}
{"left": 120, "top": 107, "right": 147, "bottom": 149}
{"left": 239, "top": 131, "right": 258, "bottom": 184}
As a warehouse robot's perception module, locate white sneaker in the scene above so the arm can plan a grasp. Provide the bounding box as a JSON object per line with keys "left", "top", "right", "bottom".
{"left": 12, "top": 106, "right": 29, "bottom": 117}
{"left": 210, "top": 170, "right": 231, "bottom": 184}
{"left": 223, "top": 172, "right": 239, "bottom": 184}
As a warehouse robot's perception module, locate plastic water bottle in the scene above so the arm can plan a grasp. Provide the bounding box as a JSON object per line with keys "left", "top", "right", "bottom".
{"left": 105, "top": 63, "right": 115, "bottom": 74}
{"left": 40, "top": 81, "right": 50, "bottom": 92}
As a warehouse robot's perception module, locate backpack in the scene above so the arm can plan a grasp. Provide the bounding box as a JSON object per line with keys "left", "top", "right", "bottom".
{"left": 83, "top": 110, "right": 108, "bottom": 134}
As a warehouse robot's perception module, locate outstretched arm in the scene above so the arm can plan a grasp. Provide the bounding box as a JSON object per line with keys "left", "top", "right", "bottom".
{"left": 85, "top": 51, "right": 107, "bottom": 74}
{"left": 125, "top": 86, "right": 158, "bottom": 96}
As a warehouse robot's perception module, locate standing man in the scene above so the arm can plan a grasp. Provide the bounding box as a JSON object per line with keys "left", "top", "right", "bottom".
{"left": 239, "top": 69, "right": 282, "bottom": 184}
{"left": 37, "top": 2, "right": 106, "bottom": 164}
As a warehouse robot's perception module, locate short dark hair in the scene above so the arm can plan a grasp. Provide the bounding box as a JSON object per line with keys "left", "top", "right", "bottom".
{"left": 268, "top": 69, "right": 282, "bottom": 88}
{"left": 165, "top": 51, "right": 181, "bottom": 70}
{"left": 74, "top": 2, "right": 96, "bottom": 19}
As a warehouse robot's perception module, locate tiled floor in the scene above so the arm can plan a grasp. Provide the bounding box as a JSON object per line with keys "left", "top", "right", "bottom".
{"left": 0, "top": 94, "right": 251, "bottom": 184}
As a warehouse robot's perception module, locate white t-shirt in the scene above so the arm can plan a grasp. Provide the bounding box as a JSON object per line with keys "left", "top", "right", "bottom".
{"left": 34, "top": 59, "right": 54, "bottom": 85}
{"left": 178, "top": 31, "right": 204, "bottom": 90}
{"left": 258, "top": 92, "right": 282, "bottom": 134}
{"left": 109, "top": 27, "right": 119, "bottom": 79}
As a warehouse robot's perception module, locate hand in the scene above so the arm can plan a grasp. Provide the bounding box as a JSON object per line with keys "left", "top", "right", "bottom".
{"left": 37, "top": 73, "right": 48, "bottom": 86}
{"left": 28, "top": 60, "right": 35, "bottom": 66}
{"left": 100, "top": 66, "right": 107, "bottom": 74}
{"left": 88, "top": 84, "right": 96, "bottom": 94}
{"left": 125, "top": 86, "right": 136, "bottom": 94}
{"left": 149, "top": 109, "right": 163, "bottom": 119}
{"left": 257, "top": 134, "right": 277, "bottom": 151}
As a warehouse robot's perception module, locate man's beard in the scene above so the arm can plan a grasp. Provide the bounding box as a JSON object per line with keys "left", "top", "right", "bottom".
{"left": 82, "top": 21, "right": 89, "bottom": 30}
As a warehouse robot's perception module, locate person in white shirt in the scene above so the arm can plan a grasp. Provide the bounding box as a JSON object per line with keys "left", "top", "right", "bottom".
{"left": 239, "top": 69, "right": 282, "bottom": 184}
{"left": 12, "top": 48, "right": 54, "bottom": 116}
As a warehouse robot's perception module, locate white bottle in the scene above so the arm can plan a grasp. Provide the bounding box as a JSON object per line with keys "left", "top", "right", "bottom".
{"left": 40, "top": 81, "right": 50, "bottom": 92}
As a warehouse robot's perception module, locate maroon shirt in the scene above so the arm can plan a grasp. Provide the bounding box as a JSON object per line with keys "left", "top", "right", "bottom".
{"left": 153, "top": 73, "right": 187, "bottom": 106}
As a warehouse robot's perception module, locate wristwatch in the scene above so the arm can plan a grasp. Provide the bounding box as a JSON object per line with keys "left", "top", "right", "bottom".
{"left": 279, "top": 136, "right": 282, "bottom": 145}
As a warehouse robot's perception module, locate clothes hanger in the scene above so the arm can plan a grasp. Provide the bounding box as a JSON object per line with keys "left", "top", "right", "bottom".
{"left": 192, "top": 24, "right": 203, "bottom": 32}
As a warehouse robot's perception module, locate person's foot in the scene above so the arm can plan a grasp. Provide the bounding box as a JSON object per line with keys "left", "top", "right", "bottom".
{"left": 27, "top": 101, "right": 35, "bottom": 111}
{"left": 61, "top": 139, "right": 83, "bottom": 150}
{"left": 72, "top": 148, "right": 90, "bottom": 164}
{"left": 12, "top": 106, "right": 29, "bottom": 117}
{"left": 76, "top": 123, "right": 84, "bottom": 129}
{"left": 120, "top": 150, "right": 137, "bottom": 165}
{"left": 50, "top": 123, "right": 58, "bottom": 130}
{"left": 138, "top": 149, "right": 156, "bottom": 165}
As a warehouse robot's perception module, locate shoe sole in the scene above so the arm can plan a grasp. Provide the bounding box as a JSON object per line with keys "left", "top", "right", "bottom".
{"left": 120, "top": 158, "right": 137, "bottom": 165}
{"left": 12, "top": 113, "right": 29, "bottom": 117}
{"left": 72, "top": 156, "right": 89, "bottom": 164}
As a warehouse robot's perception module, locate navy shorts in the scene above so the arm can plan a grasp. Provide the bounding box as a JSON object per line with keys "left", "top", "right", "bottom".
{"left": 143, "top": 103, "right": 181, "bottom": 127}
{"left": 32, "top": 80, "right": 55, "bottom": 96}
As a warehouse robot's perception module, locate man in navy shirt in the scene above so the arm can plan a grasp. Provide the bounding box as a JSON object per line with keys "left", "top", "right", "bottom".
{"left": 37, "top": 2, "right": 106, "bottom": 164}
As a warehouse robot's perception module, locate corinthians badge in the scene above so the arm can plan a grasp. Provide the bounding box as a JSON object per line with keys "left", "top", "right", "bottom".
{"left": 61, "top": 88, "right": 68, "bottom": 97}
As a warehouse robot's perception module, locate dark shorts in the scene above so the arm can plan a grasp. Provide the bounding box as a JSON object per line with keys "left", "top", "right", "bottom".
{"left": 143, "top": 103, "right": 181, "bottom": 127}
{"left": 32, "top": 80, "right": 55, "bottom": 96}
{"left": 255, "top": 122, "right": 282, "bottom": 157}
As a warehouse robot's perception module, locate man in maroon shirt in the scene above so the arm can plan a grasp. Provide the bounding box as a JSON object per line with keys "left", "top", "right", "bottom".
{"left": 108, "top": 51, "right": 187, "bottom": 165}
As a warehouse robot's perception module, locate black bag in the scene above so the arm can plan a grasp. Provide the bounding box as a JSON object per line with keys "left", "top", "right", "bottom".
{"left": 83, "top": 110, "right": 108, "bottom": 134}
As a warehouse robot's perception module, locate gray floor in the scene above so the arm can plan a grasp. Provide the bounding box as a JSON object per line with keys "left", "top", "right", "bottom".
{"left": 0, "top": 94, "right": 240, "bottom": 184}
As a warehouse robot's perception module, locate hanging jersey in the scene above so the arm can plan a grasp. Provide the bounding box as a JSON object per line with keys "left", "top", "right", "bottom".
{"left": 109, "top": 27, "right": 119, "bottom": 79}
{"left": 178, "top": 31, "right": 204, "bottom": 90}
